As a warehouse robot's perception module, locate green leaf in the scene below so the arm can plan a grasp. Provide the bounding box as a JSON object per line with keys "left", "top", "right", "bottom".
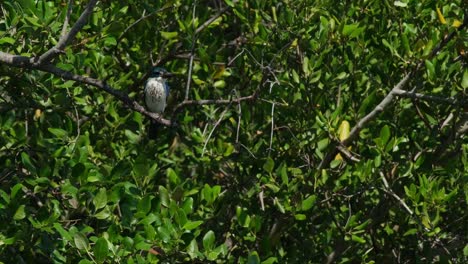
{"left": 93, "top": 237, "right": 109, "bottom": 262}
{"left": 342, "top": 23, "right": 364, "bottom": 38}
{"left": 10, "top": 183, "right": 23, "bottom": 199}
{"left": 161, "top": 31, "right": 178, "bottom": 40}
{"left": 202, "top": 230, "right": 215, "bottom": 250}
{"left": 264, "top": 183, "right": 280, "bottom": 193}
{"left": 393, "top": 1, "right": 408, "bottom": 7}
{"left": 13, "top": 205, "right": 26, "bottom": 220}
{"left": 294, "top": 214, "right": 306, "bottom": 220}
{"left": 213, "top": 80, "right": 226, "bottom": 88}
{"left": 301, "top": 195, "right": 316, "bottom": 211}
{"left": 187, "top": 239, "right": 200, "bottom": 259}
{"left": 21, "top": 152, "right": 36, "bottom": 174}
{"left": 247, "top": 251, "right": 260, "bottom": 264}
{"left": 262, "top": 257, "right": 278, "bottom": 264}
{"left": 0, "top": 37, "right": 15, "bottom": 44}
{"left": 278, "top": 164, "right": 288, "bottom": 186}
{"left": 379, "top": 125, "right": 391, "bottom": 148}
{"left": 167, "top": 168, "right": 180, "bottom": 185}
{"left": 94, "top": 208, "right": 111, "bottom": 220}
{"left": 183, "top": 220, "right": 203, "bottom": 231}
{"left": 48, "top": 128, "right": 68, "bottom": 139}
{"left": 351, "top": 235, "right": 366, "bottom": 244}
{"left": 461, "top": 70, "right": 468, "bottom": 89}
{"left": 104, "top": 37, "right": 116, "bottom": 46}
{"left": 317, "top": 138, "right": 329, "bottom": 150}
{"left": 263, "top": 157, "right": 275, "bottom": 173}
{"left": 137, "top": 196, "right": 153, "bottom": 218}
{"left": 159, "top": 186, "right": 170, "bottom": 207}
{"left": 157, "top": 226, "right": 171, "bottom": 243}
{"left": 302, "top": 56, "right": 310, "bottom": 76}
{"left": 74, "top": 232, "right": 90, "bottom": 251}
{"left": 403, "top": 228, "right": 418, "bottom": 236}
{"left": 425, "top": 60, "right": 435, "bottom": 79}
{"left": 54, "top": 223, "right": 73, "bottom": 242}
{"left": 93, "top": 188, "right": 107, "bottom": 210}
{"left": 382, "top": 39, "right": 395, "bottom": 55}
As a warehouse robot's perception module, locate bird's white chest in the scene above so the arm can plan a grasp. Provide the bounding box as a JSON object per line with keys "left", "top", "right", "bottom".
{"left": 145, "top": 78, "right": 167, "bottom": 113}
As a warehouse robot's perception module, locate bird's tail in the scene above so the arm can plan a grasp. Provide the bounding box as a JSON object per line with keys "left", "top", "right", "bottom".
{"left": 148, "top": 121, "right": 159, "bottom": 139}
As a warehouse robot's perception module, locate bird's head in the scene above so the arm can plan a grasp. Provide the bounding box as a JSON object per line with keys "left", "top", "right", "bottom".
{"left": 149, "top": 67, "right": 174, "bottom": 78}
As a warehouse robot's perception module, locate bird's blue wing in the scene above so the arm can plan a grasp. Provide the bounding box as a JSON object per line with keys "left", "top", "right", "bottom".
{"left": 164, "top": 82, "right": 170, "bottom": 98}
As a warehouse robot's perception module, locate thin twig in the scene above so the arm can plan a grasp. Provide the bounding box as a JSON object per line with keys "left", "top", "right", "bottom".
{"left": 336, "top": 144, "right": 361, "bottom": 162}
{"left": 117, "top": 6, "right": 172, "bottom": 44}
{"left": 184, "top": 1, "right": 198, "bottom": 101}
{"left": 173, "top": 94, "right": 257, "bottom": 111}
{"left": 235, "top": 91, "right": 241, "bottom": 144}
{"left": 268, "top": 103, "right": 275, "bottom": 154}
{"left": 36, "top": 0, "right": 98, "bottom": 64}
{"left": 60, "top": 0, "right": 73, "bottom": 39}
{"left": 202, "top": 106, "right": 231, "bottom": 156}
{"left": 185, "top": 46, "right": 195, "bottom": 100}
{"left": 379, "top": 173, "right": 413, "bottom": 216}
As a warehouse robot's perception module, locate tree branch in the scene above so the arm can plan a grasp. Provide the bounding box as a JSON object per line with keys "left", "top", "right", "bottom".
{"left": 0, "top": 52, "right": 172, "bottom": 126}
{"left": 194, "top": 5, "right": 230, "bottom": 35}
{"left": 393, "top": 89, "right": 461, "bottom": 105}
{"left": 35, "top": 0, "right": 98, "bottom": 64}
{"left": 318, "top": 73, "right": 412, "bottom": 170}
{"left": 174, "top": 95, "right": 257, "bottom": 110}
{"left": 318, "top": 16, "right": 467, "bottom": 170}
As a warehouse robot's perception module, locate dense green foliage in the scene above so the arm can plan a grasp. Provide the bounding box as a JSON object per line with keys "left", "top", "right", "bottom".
{"left": 0, "top": 0, "right": 467, "bottom": 263}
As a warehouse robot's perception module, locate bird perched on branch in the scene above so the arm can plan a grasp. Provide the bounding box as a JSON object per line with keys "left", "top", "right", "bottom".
{"left": 144, "top": 67, "right": 173, "bottom": 139}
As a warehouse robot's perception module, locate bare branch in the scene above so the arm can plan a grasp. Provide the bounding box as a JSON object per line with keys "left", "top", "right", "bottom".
{"left": 393, "top": 89, "right": 461, "bottom": 105}
{"left": 185, "top": 45, "right": 195, "bottom": 101}
{"left": 379, "top": 176, "right": 414, "bottom": 216}
{"left": 184, "top": 4, "right": 231, "bottom": 101}
{"left": 318, "top": 73, "right": 412, "bottom": 170}
{"left": 35, "top": 0, "right": 98, "bottom": 64}
{"left": 173, "top": 94, "right": 257, "bottom": 112}
{"left": 202, "top": 106, "right": 231, "bottom": 156}
{"left": 0, "top": 52, "right": 172, "bottom": 126}
{"left": 194, "top": 5, "right": 229, "bottom": 35}
{"left": 60, "top": 0, "right": 73, "bottom": 39}
{"left": 456, "top": 114, "right": 468, "bottom": 137}
{"left": 336, "top": 145, "right": 361, "bottom": 163}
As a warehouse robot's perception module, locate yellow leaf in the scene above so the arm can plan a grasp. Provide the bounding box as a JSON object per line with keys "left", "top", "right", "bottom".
{"left": 334, "top": 120, "right": 351, "bottom": 161}
{"left": 452, "top": 19, "right": 462, "bottom": 28}
{"left": 212, "top": 65, "right": 225, "bottom": 79}
{"left": 436, "top": 7, "right": 446, "bottom": 24}
{"left": 34, "top": 109, "right": 42, "bottom": 121}
{"left": 335, "top": 153, "right": 343, "bottom": 160}
{"left": 338, "top": 120, "right": 350, "bottom": 141}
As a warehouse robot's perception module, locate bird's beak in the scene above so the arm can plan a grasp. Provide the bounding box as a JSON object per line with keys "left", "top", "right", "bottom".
{"left": 162, "top": 72, "right": 174, "bottom": 78}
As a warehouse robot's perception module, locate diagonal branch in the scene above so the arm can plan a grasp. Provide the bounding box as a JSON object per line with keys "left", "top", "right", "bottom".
{"left": 0, "top": 52, "right": 172, "bottom": 126}
{"left": 35, "top": 0, "right": 98, "bottom": 64}
{"left": 194, "top": 5, "right": 230, "bottom": 35}
{"left": 318, "top": 16, "right": 468, "bottom": 170}
{"left": 318, "top": 73, "right": 412, "bottom": 169}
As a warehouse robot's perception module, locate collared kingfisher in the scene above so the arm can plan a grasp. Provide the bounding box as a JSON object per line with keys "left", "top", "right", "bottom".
{"left": 144, "top": 67, "right": 173, "bottom": 138}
